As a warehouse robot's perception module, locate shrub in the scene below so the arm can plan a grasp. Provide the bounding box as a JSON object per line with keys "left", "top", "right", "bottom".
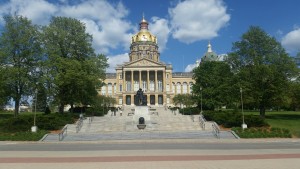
{"left": 203, "top": 110, "right": 268, "bottom": 128}
{"left": 179, "top": 107, "right": 200, "bottom": 115}
{"left": 232, "top": 127, "right": 292, "bottom": 138}
{"left": 0, "top": 130, "right": 48, "bottom": 141}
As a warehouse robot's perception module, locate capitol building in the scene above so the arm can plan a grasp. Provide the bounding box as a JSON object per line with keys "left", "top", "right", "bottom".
{"left": 100, "top": 17, "right": 219, "bottom": 107}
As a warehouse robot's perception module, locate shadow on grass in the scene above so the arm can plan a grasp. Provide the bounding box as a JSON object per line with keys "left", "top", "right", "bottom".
{"left": 266, "top": 114, "right": 300, "bottom": 120}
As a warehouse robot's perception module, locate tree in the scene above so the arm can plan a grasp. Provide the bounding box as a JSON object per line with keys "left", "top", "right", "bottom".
{"left": 192, "top": 61, "right": 235, "bottom": 110}
{"left": 42, "top": 16, "right": 108, "bottom": 113}
{"left": 227, "top": 26, "right": 298, "bottom": 118}
{"left": 0, "top": 14, "right": 42, "bottom": 116}
{"left": 173, "top": 94, "right": 196, "bottom": 108}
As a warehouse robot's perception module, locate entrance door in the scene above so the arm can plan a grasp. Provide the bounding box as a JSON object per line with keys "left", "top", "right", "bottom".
{"left": 150, "top": 95, "right": 155, "bottom": 105}
{"left": 158, "top": 95, "right": 163, "bottom": 105}
{"left": 126, "top": 95, "right": 131, "bottom": 105}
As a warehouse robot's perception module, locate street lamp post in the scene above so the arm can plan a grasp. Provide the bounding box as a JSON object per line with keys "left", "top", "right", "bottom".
{"left": 200, "top": 87, "right": 203, "bottom": 114}
{"left": 240, "top": 87, "right": 247, "bottom": 130}
{"left": 31, "top": 89, "right": 38, "bottom": 132}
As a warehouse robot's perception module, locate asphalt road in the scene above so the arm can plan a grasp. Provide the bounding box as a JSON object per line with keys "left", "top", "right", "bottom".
{"left": 1, "top": 140, "right": 300, "bottom": 151}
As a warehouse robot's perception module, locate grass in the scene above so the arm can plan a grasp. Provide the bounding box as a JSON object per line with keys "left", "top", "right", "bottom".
{"left": 244, "top": 111, "right": 300, "bottom": 138}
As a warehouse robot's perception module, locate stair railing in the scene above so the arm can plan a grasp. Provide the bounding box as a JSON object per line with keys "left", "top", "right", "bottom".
{"left": 199, "top": 114, "right": 206, "bottom": 130}
{"left": 212, "top": 122, "right": 220, "bottom": 139}
{"left": 76, "top": 117, "right": 84, "bottom": 133}
{"left": 58, "top": 125, "right": 68, "bottom": 141}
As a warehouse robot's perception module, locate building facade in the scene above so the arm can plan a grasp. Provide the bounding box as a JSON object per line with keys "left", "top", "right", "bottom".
{"left": 100, "top": 17, "right": 195, "bottom": 106}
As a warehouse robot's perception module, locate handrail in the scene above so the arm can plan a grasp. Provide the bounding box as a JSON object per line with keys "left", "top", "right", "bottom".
{"left": 199, "top": 115, "right": 206, "bottom": 130}
{"left": 88, "top": 116, "right": 94, "bottom": 124}
{"left": 58, "top": 125, "right": 68, "bottom": 141}
{"left": 212, "top": 122, "right": 220, "bottom": 139}
{"left": 76, "top": 117, "right": 84, "bottom": 133}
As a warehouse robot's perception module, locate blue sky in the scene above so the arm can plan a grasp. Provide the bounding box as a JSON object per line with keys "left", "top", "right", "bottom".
{"left": 0, "top": 0, "right": 300, "bottom": 72}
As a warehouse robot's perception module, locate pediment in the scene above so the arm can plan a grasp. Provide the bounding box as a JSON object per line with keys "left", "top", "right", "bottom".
{"left": 124, "top": 58, "right": 165, "bottom": 67}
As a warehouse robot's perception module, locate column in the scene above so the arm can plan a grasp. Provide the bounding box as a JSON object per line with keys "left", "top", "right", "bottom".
{"left": 155, "top": 70, "right": 157, "bottom": 92}
{"left": 123, "top": 95, "right": 126, "bottom": 106}
{"left": 147, "top": 94, "right": 150, "bottom": 106}
{"left": 131, "top": 94, "right": 134, "bottom": 106}
{"left": 187, "top": 83, "right": 190, "bottom": 94}
{"left": 147, "top": 70, "right": 150, "bottom": 91}
{"left": 131, "top": 70, "right": 134, "bottom": 91}
{"left": 175, "top": 83, "right": 177, "bottom": 94}
{"left": 181, "top": 84, "right": 183, "bottom": 94}
{"left": 112, "top": 84, "right": 114, "bottom": 95}
{"left": 123, "top": 71, "right": 126, "bottom": 92}
{"left": 163, "top": 71, "right": 166, "bottom": 92}
{"left": 139, "top": 70, "right": 142, "bottom": 90}
{"left": 155, "top": 94, "right": 158, "bottom": 106}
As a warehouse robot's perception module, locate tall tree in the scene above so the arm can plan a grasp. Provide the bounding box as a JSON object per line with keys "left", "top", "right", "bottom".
{"left": 0, "top": 14, "right": 42, "bottom": 116}
{"left": 193, "top": 61, "right": 235, "bottom": 110}
{"left": 42, "top": 16, "right": 107, "bottom": 113}
{"left": 227, "top": 26, "right": 298, "bottom": 118}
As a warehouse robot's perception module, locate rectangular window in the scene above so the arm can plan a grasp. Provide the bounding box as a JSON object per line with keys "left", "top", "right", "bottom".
{"left": 119, "top": 74, "right": 122, "bottom": 79}
{"left": 119, "top": 84, "right": 122, "bottom": 92}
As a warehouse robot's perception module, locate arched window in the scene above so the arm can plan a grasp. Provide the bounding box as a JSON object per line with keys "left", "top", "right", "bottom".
{"left": 101, "top": 85, "right": 106, "bottom": 95}
{"left": 176, "top": 82, "right": 181, "bottom": 94}
{"left": 107, "top": 83, "right": 112, "bottom": 96}
{"left": 189, "top": 82, "right": 194, "bottom": 93}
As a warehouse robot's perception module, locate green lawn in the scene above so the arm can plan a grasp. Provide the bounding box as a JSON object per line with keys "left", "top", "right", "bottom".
{"left": 244, "top": 111, "right": 300, "bottom": 138}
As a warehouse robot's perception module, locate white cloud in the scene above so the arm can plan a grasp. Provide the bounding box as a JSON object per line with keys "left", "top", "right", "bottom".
{"left": 0, "top": 0, "right": 134, "bottom": 54}
{"left": 282, "top": 28, "right": 300, "bottom": 52}
{"left": 185, "top": 63, "right": 198, "bottom": 72}
{"left": 0, "top": 0, "right": 57, "bottom": 25}
{"left": 149, "top": 17, "right": 171, "bottom": 52}
{"left": 169, "top": 0, "right": 230, "bottom": 43}
{"left": 106, "top": 53, "right": 129, "bottom": 73}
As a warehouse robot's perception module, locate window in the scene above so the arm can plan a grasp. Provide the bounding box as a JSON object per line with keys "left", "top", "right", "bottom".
{"left": 176, "top": 83, "right": 181, "bottom": 94}
{"left": 107, "top": 83, "right": 112, "bottom": 95}
{"left": 119, "top": 84, "right": 122, "bottom": 92}
{"left": 126, "top": 81, "right": 131, "bottom": 91}
{"left": 142, "top": 81, "right": 147, "bottom": 92}
{"left": 114, "top": 83, "right": 116, "bottom": 94}
{"left": 172, "top": 83, "right": 175, "bottom": 93}
{"left": 189, "top": 82, "right": 193, "bottom": 93}
{"left": 134, "top": 81, "right": 139, "bottom": 91}
{"left": 101, "top": 85, "right": 106, "bottom": 95}
{"left": 150, "top": 81, "right": 155, "bottom": 91}
{"left": 119, "top": 74, "right": 122, "bottom": 79}
{"left": 158, "top": 81, "right": 163, "bottom": 92}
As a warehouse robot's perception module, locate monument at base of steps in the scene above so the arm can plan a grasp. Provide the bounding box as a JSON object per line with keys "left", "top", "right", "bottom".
{"left": 133, "top": 88, "right": 150, "bottom": 122}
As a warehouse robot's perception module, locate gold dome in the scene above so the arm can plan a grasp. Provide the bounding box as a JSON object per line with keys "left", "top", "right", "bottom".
{"left": 132, "top": 31, "right": 157, "bottom": 44}
{"left": 131, "top": 15, "right": 157, "bottom": 44}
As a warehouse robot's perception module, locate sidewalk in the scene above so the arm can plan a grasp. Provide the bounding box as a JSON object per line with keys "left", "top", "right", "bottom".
{"left": 1, "top": 139, "right": 300, "bottom": 169}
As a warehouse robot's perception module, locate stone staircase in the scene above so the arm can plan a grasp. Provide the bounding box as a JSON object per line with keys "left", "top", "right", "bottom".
{"left": 41, "top": 106, "right": 237, "bottom": 142}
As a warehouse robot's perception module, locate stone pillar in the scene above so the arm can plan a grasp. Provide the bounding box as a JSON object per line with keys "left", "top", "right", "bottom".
{"left": 123, "top": 71, "right": 126, "bottom": 92}
{"left": 155, "top": 70, "right": 157, "bottom": 92}
{"left": 131, "top": 94, "right": 134, "bottom": 106}
{"left": 147, "top": 70, "right": 150, "bottom": 91}
{"left": 181, "top": 84, "right": 183, "bottom": 94}
{"left": 147, "top": 94, "right": 150, "bottom": 106}
{"left": 123, "top": 95, "right": 126, "bottom": 106}
{"left": 139, "top": 70, "right": 142, "bottom": 89}
{"left": 155, "top": 94, "right": 158, "bottom": 106}
{"left": 175, "top": 83, "right": 177, "bottom": 95}
{"left": 131, "top": 70, "right": 134, "bottom": 91}
{"left": 163, "top": 71, "right": 166, "bottom": 92}
{"left": 112, "top": 84, "right": 114, "bottom": 95}
{"left": 187, "top": 83, "right": 190, "bottom": 94}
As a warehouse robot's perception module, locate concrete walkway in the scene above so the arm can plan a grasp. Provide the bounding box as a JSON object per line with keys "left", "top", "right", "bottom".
{"left": 1, "top": 139, "right": 300, "bottom": 169}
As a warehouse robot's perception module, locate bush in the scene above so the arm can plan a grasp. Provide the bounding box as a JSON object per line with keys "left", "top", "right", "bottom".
{"left": 179, "top": 107, "right": 201, "bottom": 115}
{"left": 232, "top": 127, "right": 292, "bottom": 138}
{"left": 0, "top": 113, "right": 76, "bottom": 132}
{"left": 203, "top": 110, "right": 268, "bottom": 128}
